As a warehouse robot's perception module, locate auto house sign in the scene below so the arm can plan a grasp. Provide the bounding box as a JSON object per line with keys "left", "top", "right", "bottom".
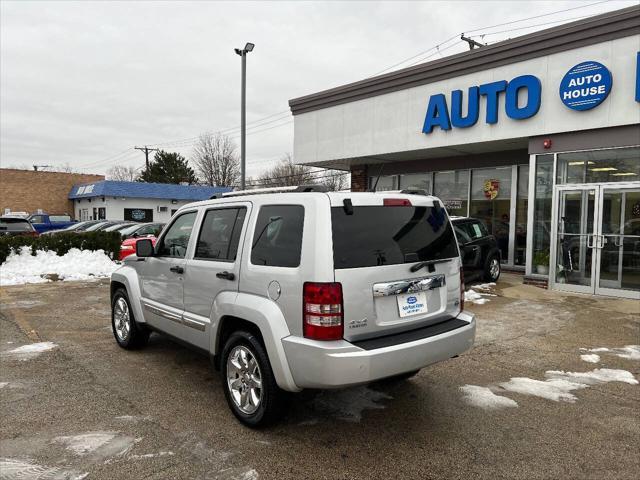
{"left": 559, "top": 61, "right": 612, "bottom": 111}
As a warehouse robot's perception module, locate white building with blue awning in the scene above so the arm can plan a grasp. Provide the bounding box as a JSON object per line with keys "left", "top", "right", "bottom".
{"left": 69, "top": 181, "right": 231, "bottom": 223}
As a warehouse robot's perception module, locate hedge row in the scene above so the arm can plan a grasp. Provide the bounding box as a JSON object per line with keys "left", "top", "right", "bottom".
{"left": 0, "top": 231, "right": 122, "bottom": 264}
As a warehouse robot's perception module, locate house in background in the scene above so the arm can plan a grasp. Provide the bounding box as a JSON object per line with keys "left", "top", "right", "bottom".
{"left": 69, "top": 181, "right": 232, "bottom": 223}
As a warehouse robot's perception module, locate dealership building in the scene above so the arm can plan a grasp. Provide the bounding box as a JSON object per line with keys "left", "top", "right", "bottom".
{"left": 289, "top": 6, "right": 640, "bottom": 299}
{"left": 69, "top": 181, "right": 230, "bottom": 223}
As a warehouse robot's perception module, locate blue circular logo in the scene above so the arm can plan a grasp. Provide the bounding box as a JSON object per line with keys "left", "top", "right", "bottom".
{"left": 559, "top": 61, "right": 612, "bottom": 111}
{"left": 407, "top": 296, "right": 417, "bottom": 304}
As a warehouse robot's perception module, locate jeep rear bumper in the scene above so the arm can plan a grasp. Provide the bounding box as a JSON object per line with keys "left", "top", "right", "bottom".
{"left": 281, "top": 311, "right": 475, "bottom": 390}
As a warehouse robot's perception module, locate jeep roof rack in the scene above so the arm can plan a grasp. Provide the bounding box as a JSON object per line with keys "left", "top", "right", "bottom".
{"left": 210, "top": 184, "right": 328, "bottom": 199}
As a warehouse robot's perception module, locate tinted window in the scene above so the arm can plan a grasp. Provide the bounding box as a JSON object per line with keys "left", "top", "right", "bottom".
{"left": 251, "top": 205, "right": 304, "bottom": 267}
{"left": 195, "top": 208, "right": 246, "bottom": 261}
{"left": 331, "top": 205, "right": 459, "bottom": 269}
{"left": 453, "top": 225, "right": 472, "bottom": 244}
{"left": 460, "top": 220, "right": 488, "bottom": 240}
{"left": 156, "top": 211, "right": 197, "bottom": 258}
{"left": 30, "top": 215, "right": 45, "bottom": 223}
{"left": 49, "top": 215, "right": 71, "bottom": 222}
{"left": 0, "top": 219, "right": 33, "bottom": 232}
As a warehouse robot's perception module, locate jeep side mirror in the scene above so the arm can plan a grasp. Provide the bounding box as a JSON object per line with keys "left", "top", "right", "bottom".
{"left": 136, "top": 238, "right": 154, "bottom": 257}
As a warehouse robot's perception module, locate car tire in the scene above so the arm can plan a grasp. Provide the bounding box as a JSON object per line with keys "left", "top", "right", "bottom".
{"left": 111, "top": 288, "right": 150, "bottom": 349}
{"left": 221, "top": 330, "right": 285, "bottom": 428}
{"left": 483, "top": 254, "right": 501, "bottom": 282}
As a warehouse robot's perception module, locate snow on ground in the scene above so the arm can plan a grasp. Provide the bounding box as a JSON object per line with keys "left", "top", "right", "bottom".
{"left": 0, "top": 382, "right": 8, "bottom": 388}
{"left": 580, "top": 354, "right": 600, "bottom": 363}
{"left": 464, "top": 283, "right": 497, "bottom": 305}
{"left": 546, "top": 368, "right": 639, "bottom": 386}
{"left": 465, "top": 289, "right": 488, "bottom": 305}
{"left": 55, "top": 432, "right": 138, "bottom": 458}
{"left": 0, "top": 458, "right": 87, "bottom": 480}
{"left": 581, "top": 345, "right": 640, "bottom": 361}
{"left": 0, "top": 247, "right": 118, "bottom": 286}
{"left": 499, "top": 377, "right": 588, "bottom": 402}
{"left": 459, "top": 385, "right": 518, "bottom": 410}
{"left": 2, "top": 341, "right": 57, "bottom": 360}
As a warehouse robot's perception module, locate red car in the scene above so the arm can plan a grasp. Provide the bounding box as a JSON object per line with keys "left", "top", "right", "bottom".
{"left": 119, "top": 236, "right": 156, "bottom": 261}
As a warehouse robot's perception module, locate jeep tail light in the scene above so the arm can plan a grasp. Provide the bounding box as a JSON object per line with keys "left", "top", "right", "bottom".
{"left": 383, "top": 198, "right": 412, "bottom": 206}
{"left": 459, "top": 267, "right": 465, "bottom": 312}
{"left": 303, "top": 282, "right": 343, "bottom": 341}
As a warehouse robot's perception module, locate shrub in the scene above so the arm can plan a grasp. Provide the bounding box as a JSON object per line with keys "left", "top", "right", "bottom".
{"left": 533, "top": 249, "right": 550, "bottom": 266}
{"left": 0, "top": 231, "right": 122, "bottom": 264}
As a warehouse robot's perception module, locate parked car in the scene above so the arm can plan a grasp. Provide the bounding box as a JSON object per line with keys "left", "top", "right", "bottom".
{"left": 102, "top": 222, "right": 135, "bottom": 233}
{"left": 118, "top": 222, "right": 165, "bottom": 239}
{"left": 119, "top": 236, "right": 157, "bottom": 261}
{"left": 451, "top": 216, "right": 501, "bottom": 283}
{"left": 28, "top": 213, "right": 76, "bottom": 234}
{"left": 110, "top": 187, "right": 475, "bottom": 427}
{"left": 41, "top": 220, "right": 104, "bottom": 235}
{"left": 0, "top": 216, "right": 39, "bottom": 237}
{"left": 83, "top": 221, "right": 118, "bottom": 232}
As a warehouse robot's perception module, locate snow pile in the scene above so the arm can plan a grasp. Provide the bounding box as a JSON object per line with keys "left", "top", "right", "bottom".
{"left": 2, "top": 341, "right": 57, "bottom": 360}
{"left": 464, "top": 282, "right": 497, "bottom": 305}
{"left": 580, "top": 354, "right": 600, "bottom": 363}
{"left": 459, "top": 385, "right": 518, "bottom": 409}
{"left": 0, "top": 247, "right": 118, "bottom": 286}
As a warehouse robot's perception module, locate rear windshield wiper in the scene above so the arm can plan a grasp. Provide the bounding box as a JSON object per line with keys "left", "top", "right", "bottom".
{"left": 410, "top": 258, "right": 452, "bottom": 273}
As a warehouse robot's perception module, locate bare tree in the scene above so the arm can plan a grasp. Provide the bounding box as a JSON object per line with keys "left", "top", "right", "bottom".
{"left": 107, "top": 165, "right": 139, "bottom": 181}
{"left": 321, "top": 171, "right": 349, "bottom": 191}
{"left": 191, "top": 133, "right": 240, "bottom": 187}
{"left": 255, "top": 153, "right": 316, "bottom": 188}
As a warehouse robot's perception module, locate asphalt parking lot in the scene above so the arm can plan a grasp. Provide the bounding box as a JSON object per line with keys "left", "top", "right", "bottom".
{"left": 1, "top": 274, "right": 638, "bottom": 480}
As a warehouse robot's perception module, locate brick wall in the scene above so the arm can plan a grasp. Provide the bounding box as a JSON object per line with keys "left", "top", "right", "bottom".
{"left": 0, "top": 169, "right": 104, "bottom": 218}
{"left": 350, "top": 165, "right": 368, "bottom": 192}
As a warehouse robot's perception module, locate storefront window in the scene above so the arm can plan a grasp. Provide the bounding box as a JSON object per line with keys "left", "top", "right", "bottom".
{"left": 434, "top": 170, "right": 468, "bottom": 216}
{"left": 532, "top": 155, "right": 554, "bottom": 274}
{"left": 469, "top": 167, "right": 512, "bottom": 262}
{"left": 399, "top": 173, "right": 432, "bottom": 193}
{"left": 556, "top": 146, "right": 640, "bottom": 184}
{"left": 515, "top": 165, "right": 528, "bottom": 266}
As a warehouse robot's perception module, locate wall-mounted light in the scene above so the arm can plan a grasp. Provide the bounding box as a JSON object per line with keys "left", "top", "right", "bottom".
{"left": 543, "top": 139, "right": 552, "bottom": 149}
{"left": 171, "top": 200, "right": 177, "bottom": 204}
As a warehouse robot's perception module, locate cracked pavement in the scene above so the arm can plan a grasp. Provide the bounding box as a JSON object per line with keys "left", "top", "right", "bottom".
{"left": 1, "top": 274, "right": 638, "bottom": 479}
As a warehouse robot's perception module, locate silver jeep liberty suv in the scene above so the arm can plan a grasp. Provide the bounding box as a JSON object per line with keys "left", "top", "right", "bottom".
{"left": 110, "top": 186, "right": 475, "bottom": 427}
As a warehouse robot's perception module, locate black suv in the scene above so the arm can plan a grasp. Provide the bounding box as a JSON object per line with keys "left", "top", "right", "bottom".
{"left": 451, "top": 217, "right": 501, "bottom": 283}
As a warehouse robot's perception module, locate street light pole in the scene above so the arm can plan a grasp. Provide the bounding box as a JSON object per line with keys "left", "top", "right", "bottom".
{"left": 235, "top": 42, "right": 254, "bottom": 190}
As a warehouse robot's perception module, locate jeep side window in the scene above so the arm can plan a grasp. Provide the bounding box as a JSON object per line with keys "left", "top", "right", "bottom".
{"left": 250, "top": 205, "right": 304, "bottom": 267}
{"left": 156, "top": 211, "right": 197, "bottom": 258}
{"left": 195, "top": 207, "right": 246, "bottom": 262}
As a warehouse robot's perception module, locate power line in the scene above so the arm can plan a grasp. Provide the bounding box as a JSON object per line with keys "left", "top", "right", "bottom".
{"left": 468, "top": 15, "right": 592, "bottom": 39}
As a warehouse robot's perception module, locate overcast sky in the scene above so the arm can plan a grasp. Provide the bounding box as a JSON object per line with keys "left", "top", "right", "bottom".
{"left": 1, "top": 0, "right": 636, "bottom": 179}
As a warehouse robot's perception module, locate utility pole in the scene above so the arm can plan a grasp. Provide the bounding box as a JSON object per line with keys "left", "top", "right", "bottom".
{"left": 460, "top": 34, "right": 486, "bottom": 50}
{"left": 234, "top": 42, "right": 255, "bottom": 190}
{"left": 135, "top": 146, "right": 159, "bottom": 172}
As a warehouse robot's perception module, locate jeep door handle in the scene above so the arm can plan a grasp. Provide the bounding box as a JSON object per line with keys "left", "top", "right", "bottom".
{"left": 169, "top": 266, "right": 184, "bottom": 274}
{"left": 216, "top": 271, "right": 235, "bottom": 281}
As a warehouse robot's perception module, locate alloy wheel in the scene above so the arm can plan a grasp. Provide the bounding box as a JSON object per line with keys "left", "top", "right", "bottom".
{"left": 226, "top": 345, "right": 263, "bottom": 414}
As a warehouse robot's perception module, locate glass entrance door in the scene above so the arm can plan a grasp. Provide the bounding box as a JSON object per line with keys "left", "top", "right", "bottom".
{"left": 552, "top": 187, "right": 596, "bottom": 294}
{"left": 551, "top": 183, "right": 640, "bottom": 299}
{"left": 596, "top": 187, "right": 640, "bottom": 298}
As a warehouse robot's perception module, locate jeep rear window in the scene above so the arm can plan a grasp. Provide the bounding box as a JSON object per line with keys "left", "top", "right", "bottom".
{"left": 0, "top": 219, "right": 34, "bottom": 232}
{"left": 331, "top": 206, "right": 458, "bottom": 269}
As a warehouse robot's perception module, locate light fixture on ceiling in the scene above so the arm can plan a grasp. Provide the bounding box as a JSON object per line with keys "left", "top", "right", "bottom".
{"left": 568, "top": 161, "right": 595, "bottom": 166}
{"left": 589, "top": 167, "right": 618, "bottom": 172}
{"left": 610, "top": 172, "right": 637, "bottom": 176}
